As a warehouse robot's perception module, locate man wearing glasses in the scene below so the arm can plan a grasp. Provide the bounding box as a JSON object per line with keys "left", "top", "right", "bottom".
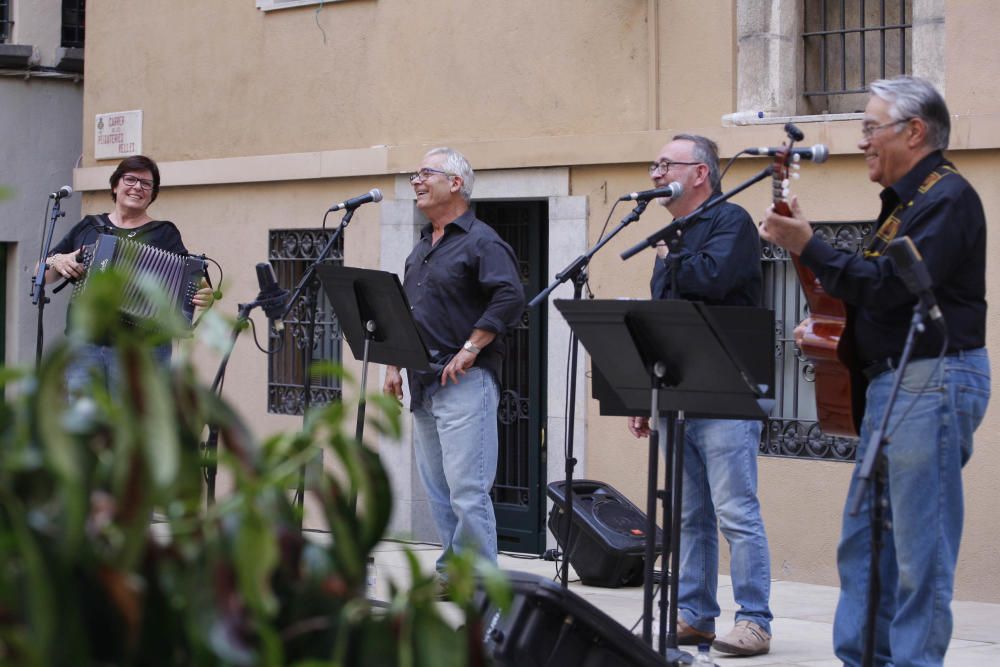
{"left": 627, "top": 134, "right": 773, "bottom": 656}
{"left": 761, "top": 76, "right": 989, "bottom": 666}
{"left": 383, "top": 147, "right": 524, "bottom": 582}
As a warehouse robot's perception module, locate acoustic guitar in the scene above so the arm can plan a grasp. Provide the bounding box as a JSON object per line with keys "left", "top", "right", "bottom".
{"left": 771, "top": 145, "right": 865, "bottom": 438}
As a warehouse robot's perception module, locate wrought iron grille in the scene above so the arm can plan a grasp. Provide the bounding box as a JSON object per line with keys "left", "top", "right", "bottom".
{"left": 476, "top": 202, "right": 546, "bottom": 521}
{"left": 484, "top": 209, "right": 533, "bottom": 507}
{"left": 267, "top": 229, "right": 343, "bottom": 415}
{"left": 0, "top": 0, "right": 11, "bottom": 43}
{"left": 61, "top": 0, "right": 85, "bottom": 48}
{"left": 759, "top": 220, "right": 874, "bottom": 460}
{"left": 802, "top": 0, "right": 911, "bottom": 113}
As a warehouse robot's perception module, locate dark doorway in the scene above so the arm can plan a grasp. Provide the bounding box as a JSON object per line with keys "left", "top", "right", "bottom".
{"left": 474, "top": 201, "right": 548, "bottom": 554}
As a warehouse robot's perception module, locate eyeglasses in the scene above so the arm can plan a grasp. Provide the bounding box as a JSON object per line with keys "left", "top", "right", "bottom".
{"left": 121, "top": 174, "right": 154, "bottom": 191}
{"left": 409, "top": 168, "right": 454, "bottom": 184}
{"left": 648, "top": 160, "right": 701, "bottom": 175}
{"left": 860, "top": 118, "right": 911, "bottom": 139}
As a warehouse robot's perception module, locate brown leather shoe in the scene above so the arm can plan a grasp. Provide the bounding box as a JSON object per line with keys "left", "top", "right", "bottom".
{"left": 676, "top": 618, "right": 716, "bottom": 646}
{"left": 713, "top": 620, "right": 771, "bottom": 656}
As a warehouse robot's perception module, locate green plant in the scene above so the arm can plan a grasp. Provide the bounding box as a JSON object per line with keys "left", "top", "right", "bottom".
{"left": 0, "top": 269, "right": 507, "bottom": 666}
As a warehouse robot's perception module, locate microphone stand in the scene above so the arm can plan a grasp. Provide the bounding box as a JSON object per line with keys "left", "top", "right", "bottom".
{"left": 529, "top": 200, "right": 649, "bottom": 588}
{"left": 204, "top": 297, "right": 272, "bottom": 504}
{"left": 848, "top": 301, "right": 927, "bottom": 667}
{"left": 275, "top": 207, "right": 356, "bottom": 517}
{"left": 31, "top": 196, "right": 68, "bottom": 368}
{"left": 620, "top": 165, "right": 774, "bottom": 262}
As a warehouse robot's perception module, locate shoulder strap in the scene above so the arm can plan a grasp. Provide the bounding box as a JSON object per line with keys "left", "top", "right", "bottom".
{"left": 864, "top": 164, "right": 956, "bottom": 258}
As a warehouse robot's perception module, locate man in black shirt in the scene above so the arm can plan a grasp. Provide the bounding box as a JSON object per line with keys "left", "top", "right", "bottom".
{"left": 629, "top": 134, "right": 773, "bottom": 657}
{"left": 761, "top": 76, "right": 990, "bottom": 666}
{"left": 383, "top": 147, "right": 524, "bottom": 573}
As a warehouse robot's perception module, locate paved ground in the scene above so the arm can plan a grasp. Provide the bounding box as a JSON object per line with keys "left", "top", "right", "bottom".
{"left": 370, "top": 541, "right": 1000, "bottom": 666}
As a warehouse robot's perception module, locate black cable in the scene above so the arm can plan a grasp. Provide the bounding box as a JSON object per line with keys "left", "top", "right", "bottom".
{"left": 718, "top": 149, "right": 751, "bottom": 183}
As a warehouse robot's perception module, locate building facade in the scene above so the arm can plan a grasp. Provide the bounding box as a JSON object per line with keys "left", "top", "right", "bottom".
{"left": 61, "top": 1, "right": 1000, "bottom": 600}
{"left": 0, "top": 0, "right": 84, "bottom": 367}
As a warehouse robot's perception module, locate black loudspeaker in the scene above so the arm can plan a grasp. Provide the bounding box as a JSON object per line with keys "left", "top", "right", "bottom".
{"left": 475, "top": 570, "right": 677, "bottom": 667}
{"left": 547, "top": 479, "right": 663, "bottom": 588}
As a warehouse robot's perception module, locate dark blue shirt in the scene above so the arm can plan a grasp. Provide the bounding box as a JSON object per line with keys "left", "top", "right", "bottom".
{"left": 800, "top": 151, "right": 987, "bottom": 364}
{"left": 403, "top": 209, "right": 525, "bottom": 405}
{"left": 650, "top": 200, "right": 762, "bottom": 306}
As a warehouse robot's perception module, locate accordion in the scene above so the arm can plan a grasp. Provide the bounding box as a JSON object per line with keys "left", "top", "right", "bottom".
{"left": 72, "top": 233, "right": 207, "bottom": 326}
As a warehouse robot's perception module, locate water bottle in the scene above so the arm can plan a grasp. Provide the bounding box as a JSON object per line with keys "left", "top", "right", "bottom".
{"left": 692, "top": 643, "right": 714, "bottom": 666}
{"left": 721, "top": 110, "right": 766, "bottom": 126}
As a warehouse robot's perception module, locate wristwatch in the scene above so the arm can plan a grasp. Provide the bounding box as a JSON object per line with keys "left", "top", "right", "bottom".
{"left": 463, "top": 340, "right": 481, "bottom": 354}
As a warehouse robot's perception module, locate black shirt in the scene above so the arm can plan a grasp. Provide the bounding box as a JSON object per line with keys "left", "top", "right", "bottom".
{"left": 650, "top": 200, "right": 762, "bottom": 306}
{"left": 50, "top": 213, "right": 188, "bottom": 257}
{"left": 50, "top": 213, "right": 190, "bottom": 335}
{"left": 402, "top": 209, "right": 525, "bottom": 405}
{"left": 800, "top": 151, "right": 987, "bottom": 364}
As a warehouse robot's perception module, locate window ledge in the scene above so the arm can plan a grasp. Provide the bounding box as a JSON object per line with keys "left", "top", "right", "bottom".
{"left": 728, "top": 112, "right": 865, "bottom": 127}
{"left": 56, "top": 47, "right": 84, "bottom": 73}
{"left": 0, "top": 43, "right": 32, "bottom": 68}
{"left": 256, "top": 0, "right": 350, "bottom": 11}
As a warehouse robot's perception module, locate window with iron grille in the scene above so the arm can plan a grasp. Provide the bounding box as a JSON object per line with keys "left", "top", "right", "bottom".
{"left": 759, "top": 220, "right": 875, "bottom": 461}
{"left": 802, "top": 0, "right": 912, "bottom": 115}
{"left": 61, "top": 0, "right": 85, "bottom": 48}
{"left": 0, "top": 0, "right": 11, "bottom": 43}
{"left": 266, "top": 229, "right": 343, "bottom": 415}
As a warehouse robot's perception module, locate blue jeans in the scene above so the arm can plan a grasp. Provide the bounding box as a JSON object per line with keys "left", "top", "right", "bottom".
{"left": 411, "top": 367, "right": 500, "bottom": 570}
{"left": 833, "top": 349, "right": 990, "bottom": 667}
{"left": 66, "top": 343, "right": 172, "bottom": 397}
{"left": 663, "top": 417, "right": 773, "bottom": 634}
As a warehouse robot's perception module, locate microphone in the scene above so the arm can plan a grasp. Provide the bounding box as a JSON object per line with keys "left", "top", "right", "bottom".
{"left": 255, "top": 262, "right": 289, "bottom": 330}
{"left": 49, "top": 185, "right": 74, "bottom": 200}
{"left": 885, "top": 236, "right": 946, "bottom": 331}
{"left": 327, "top": 188, "right": 383, "bottom": 212}
{"left": 619, "top": 181, "right": 684, "bottom": 202}
{"left": 744, "top": 144, "right": 829, "bottom": 163}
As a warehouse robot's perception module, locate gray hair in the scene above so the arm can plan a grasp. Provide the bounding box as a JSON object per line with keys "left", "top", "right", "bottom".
{"left": 672, "top": 133, "right": 721, "bottom": 191}
{"left": 869, "top": 76, "right": 950, "bottom": 151}
{"left": 424, "top": 147, "right": 475, "bottom": 201}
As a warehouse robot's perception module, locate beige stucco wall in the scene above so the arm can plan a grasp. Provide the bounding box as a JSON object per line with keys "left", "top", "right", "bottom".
{"left": 69, "top": 0, "right": 1000, "bottom": 601}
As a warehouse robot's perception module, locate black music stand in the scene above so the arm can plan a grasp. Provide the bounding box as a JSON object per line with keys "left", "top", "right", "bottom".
{"left": 314, "top": 265, "right": 431, "bottom": 445}
{"left": 555, "top": 298, "right": 772, "bottom": 665}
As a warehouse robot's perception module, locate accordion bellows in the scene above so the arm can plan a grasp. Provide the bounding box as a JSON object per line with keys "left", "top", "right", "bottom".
{"left": 72, "top": 234, "right": 206, "bottom": 326}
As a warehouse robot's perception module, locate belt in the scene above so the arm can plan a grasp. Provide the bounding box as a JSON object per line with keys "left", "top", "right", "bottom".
{"left": 862, "top": 350, "right": 977, "bottom": 381}
{"left": 862, "top": 359, "right": 894, "bottom": 381}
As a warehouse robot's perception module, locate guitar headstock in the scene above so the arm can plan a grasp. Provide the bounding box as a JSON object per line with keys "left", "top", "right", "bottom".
{"left": 771, "top": 123, "right": 806, "bottom": 217}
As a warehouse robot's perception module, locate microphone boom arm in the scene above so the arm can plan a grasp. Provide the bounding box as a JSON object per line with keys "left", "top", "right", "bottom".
{"left": 619, "top": 164, "right": 773, "bottom": 261}
{"left": 529, "top": 200, "right": 648, "bottom": 308}
{"left": 277, "top": 207, "right": 356, "bottom": 324}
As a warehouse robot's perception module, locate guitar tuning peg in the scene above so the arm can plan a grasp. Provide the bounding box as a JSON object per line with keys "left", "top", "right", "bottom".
{"left": 792, "top": 172, "right": 800, "bottom": 180}
{"left": 781, "top": 178, "right": 790, "bottom": 188}
{"left": 792, "top": 163, "right": 801, "bottom": 171}
{"left": 792, "top": 153, "right": 802, "bottom": 163}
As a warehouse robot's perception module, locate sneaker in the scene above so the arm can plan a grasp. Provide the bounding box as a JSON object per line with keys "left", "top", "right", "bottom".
{"left": 713, "top": 620, "right": 771, "bottom": 656}
{"left": 676, "top": 618, "right": 716, "bottom": 646}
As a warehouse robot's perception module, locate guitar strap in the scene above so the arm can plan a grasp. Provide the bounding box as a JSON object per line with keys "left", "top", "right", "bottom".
{"left": 864, "top": 164, "right": 958, "bottom": 258}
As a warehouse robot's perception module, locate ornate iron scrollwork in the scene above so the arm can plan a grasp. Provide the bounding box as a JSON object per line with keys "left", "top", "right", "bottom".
{"left": 758, "top": 220, "right": 873, "bottom": 461}
{"left": 267, "top": 229, "right": 343, "bottom": 416}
